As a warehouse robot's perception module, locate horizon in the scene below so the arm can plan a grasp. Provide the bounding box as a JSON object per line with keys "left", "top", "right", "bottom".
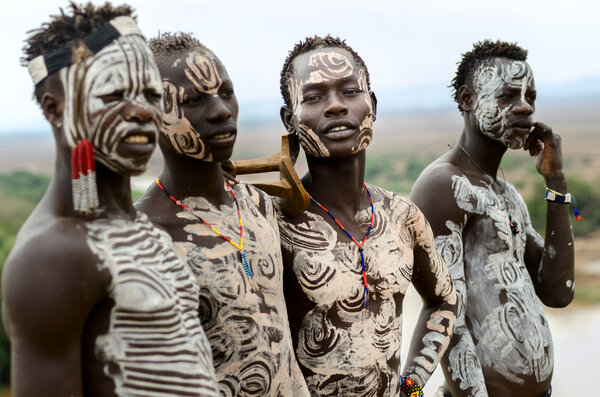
{"left": 1, "top": 0, "right": 599, "bottom": 133}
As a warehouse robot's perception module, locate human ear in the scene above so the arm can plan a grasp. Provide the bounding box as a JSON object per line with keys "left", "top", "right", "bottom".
{"left": 280, "top": 106, "right": 296, "bottom": 134}
{"left": 458, "top": 85, "right": 473, "bottom": 112}
{"left": 369, "top": 91, "right": 378, "bottom": 121}
{"left": 41, "top": 92, "right": 64, "bottom": 129}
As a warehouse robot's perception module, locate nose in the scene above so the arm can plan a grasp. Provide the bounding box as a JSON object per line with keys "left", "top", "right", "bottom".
{"left": 513, "top": 97, "right": 534, "bottom": 115}
{"left": 123, "top": 101, "right": 154, "bottom": 123}
{"left": 324, "top": 94, "right": 348, "bottom": 117}
{"left": 207, "top": 96, "right": 234, "bottom": 123}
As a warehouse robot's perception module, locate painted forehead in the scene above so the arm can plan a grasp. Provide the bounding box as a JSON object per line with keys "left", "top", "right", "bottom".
{"left": 165, "top": 49, "right": 226, "bottom": 95}
{"left": 472, "top": 58, "right": 534, "bottom": 92}
{"left": 293, "top": 48, "right": 361, "bottom": 84}
{"left": 87, "top": 35, "right": 162, "bottom": 94}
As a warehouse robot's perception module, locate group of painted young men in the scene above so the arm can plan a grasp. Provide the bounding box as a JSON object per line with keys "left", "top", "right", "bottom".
{"left": 2, "top": 2, "right": 575, "bottom": 397}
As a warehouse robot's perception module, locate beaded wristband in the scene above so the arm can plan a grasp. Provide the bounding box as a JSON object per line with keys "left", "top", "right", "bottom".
{"left": 399, "top": 376, "right": 423, "bottom": 397}
{"left": 545, "top": 187, "right": 581, "bottom": 221}
{"left": 544, "top": 187, "right": 572, "bottom": 204}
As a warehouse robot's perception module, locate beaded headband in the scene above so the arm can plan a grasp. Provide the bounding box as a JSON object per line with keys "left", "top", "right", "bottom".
{"left": 27, "top": 16, "right": 142, "bottom": 85}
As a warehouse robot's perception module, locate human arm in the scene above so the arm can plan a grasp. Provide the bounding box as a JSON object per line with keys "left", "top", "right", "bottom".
{"left": 410, "top": 168, "right": 488, "bottom": 397}
{"left": 522, "top": 122, "right": 574, "bottom": 307}
{"left": 399, "top": 198, "right": 457, "bottom": 392}
{"left": 2, "top": 223, "right": 105, "bottom": 396}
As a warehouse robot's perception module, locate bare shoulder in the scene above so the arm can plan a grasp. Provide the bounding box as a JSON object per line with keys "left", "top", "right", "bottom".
{"left": 410, "top": 154, "right": 467, "bottom": 234}
{"left": 2, "top": 216, "right": 106, "bottom": 346}
{"left": 134, "top": 183, "right": 179, "bottom": 233}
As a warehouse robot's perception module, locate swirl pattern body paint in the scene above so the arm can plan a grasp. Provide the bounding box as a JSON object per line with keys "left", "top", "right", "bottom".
{"left": 472, "top": 60, "right": 534, "bottom": 149}
{"left": 60, "top": 35, "right": 163, "bottom": 174}
{"left": 279, "top": 186, "right": 455, "bottom": 396}
{"left": 172, "top": 184, "right": 302, "bottom": 396}
{"left": 288, "top": 50, "right": 374, "bottom": 158}
{"left": 161, "top": 51, "right": 230, "bottom": 161}
{"left": 437, "top": 175, "right": 553, "bottom": 392}
{"left": 85, "top": 212, "right": 219, "bottom": 396}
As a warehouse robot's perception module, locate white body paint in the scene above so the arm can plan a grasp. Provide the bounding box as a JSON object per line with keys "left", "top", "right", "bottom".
{"left": 85, "top": 212, "right": 219, "bottom": 396}
{"left": 288, "top": 50, "right": 374, "bottom": 158}
{"left": 171, "top": 185, "right": 304, "bottom": 396}
{"left": 472, "top": 60, "right": 534, "bottom": 149}
{"left": 279, "top": 186, "right": 454, "bottom": 396}
{"left": 439, "top": 174, "right": 553, "bottom": 391}
{"left": 60, "top": 35, "right": 162, "bottom": 174}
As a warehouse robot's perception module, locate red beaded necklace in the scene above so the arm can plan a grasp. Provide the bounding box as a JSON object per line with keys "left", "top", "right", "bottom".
{"left": 309, "top": 183, "right": 374, "bottom": 310}
{"left": 155, "top": 178, "right": 257, "bottom": 290}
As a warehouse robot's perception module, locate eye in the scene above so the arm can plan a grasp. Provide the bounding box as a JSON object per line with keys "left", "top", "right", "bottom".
{"left": 144, "top": 90, "right": 162, "bottom": 103}
{"left": 100, "top": 90, "right": 125, "bottom": 104}
{"left": 220, "top": 89, "right": 234, "bottom": 99}
{"left": 302, "top": 95, "right": 320, "bottom": 104}
{"left": 344, "top": 88, "right": 361, "bottom": 96}
{"left": 497, "top": 92, "right": 512, "bottom": 99}
{"left": 526, "top": 93, "right": 537, "bottom": 102}
{"left": 182, "top": 95, "right": 204, "bottom": 106}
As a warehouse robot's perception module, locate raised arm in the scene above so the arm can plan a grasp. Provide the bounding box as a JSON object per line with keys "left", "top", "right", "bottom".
{"left": 410, "top": 168, "right": 488, "bottom": 397}
{"left": 522, "top": 122, "right": 575, "bottom": 307}
{"left": 400, "top": 199, "right": 457, "bottom": 393}
{"left": 2, "top": 227, "right": 105, "bottom": 397}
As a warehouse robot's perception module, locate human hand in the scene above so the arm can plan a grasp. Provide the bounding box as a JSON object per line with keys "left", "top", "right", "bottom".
{"left": 523, "top": 121, "right": 563, "bottom": 179}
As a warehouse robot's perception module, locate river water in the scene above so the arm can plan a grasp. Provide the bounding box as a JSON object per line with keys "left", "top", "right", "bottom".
{"left": 401, "top": 285, "right": 600, "bottom": 396}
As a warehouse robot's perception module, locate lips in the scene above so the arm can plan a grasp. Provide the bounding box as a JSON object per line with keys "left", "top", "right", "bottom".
{"left": 321, "top": 122, "right": 356, "bottom": 139}
{"left": 509, "top": 120, "right": 532, "bottom": 131}
{"left": 206, "top": 126, "right": 237, "bottom": 145}
{"left": 117, "top": 129, "right": 157, "bottom": 159}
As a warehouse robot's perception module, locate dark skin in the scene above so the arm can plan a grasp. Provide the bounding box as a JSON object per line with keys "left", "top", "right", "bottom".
{"left": 136, "top": 49, "right": 309, "bottom": 395}
{"left": 280, "top": 48, "right": 457, "bottom": 396}
{"left": 410, "top": 57, "right": 574, "bottom": 396}
{"left": 2, "top": 64, "right": 162, "bottom": 397}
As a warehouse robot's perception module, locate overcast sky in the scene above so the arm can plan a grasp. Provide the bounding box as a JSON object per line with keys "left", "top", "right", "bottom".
{"left": 1, "top": 0, "right": 598, "bottom": 132}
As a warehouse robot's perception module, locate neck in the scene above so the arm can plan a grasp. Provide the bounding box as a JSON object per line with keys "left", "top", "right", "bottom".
{"left": 459, "top": 114, "right": 508, "bottom": 179}
{"left": 50, "top": 146, "right": 135, "bottom": 219}
{"left": 159, "top": 151, "right": 229, "bottom": 205}
{"left": 303, "top": 151, "right": 367, "bottom": 215}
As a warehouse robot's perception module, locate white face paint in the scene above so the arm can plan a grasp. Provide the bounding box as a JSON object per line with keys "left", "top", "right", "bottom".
{"left": 60, "top": 35, "right": 163, "bottom": 174}
{"left": 161, "top": 51, "right": 231, "bottom": 161}
{"left": 288, "top": 49, "right": 374, "bottom": 158}
{"left": 472, "top": 59, "right": 534, "bottom": 149}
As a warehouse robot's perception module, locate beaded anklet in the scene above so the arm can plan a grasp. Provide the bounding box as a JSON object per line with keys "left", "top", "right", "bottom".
{"left": 156, "top": 179, "right": 257, "bottom": 290}
{"left": 309, "top": 184, "right": 374, "bottom": 310}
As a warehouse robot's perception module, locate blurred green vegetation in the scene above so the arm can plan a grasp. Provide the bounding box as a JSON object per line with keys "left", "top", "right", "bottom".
{"left": 0, "top": 171, "right": 51, "bottom": 388}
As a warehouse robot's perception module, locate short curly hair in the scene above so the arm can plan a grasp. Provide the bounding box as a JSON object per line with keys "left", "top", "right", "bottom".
{"left": 280, "top": 35, "right": 370, "bottom": 108}
{"left": 451, "top": 39, "right": 528, "bottom": 111}
{"left": 148, "top": 31, "right": 211, "bottom": 67}
{"left": 22, "top": 1, "right": 134, "bottom": 102}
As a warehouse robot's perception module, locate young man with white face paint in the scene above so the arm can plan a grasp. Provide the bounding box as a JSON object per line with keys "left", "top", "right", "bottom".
{"left": 1, "top": 4, "right": 219, "bottom": 396}
{"left": 278, "top": 35, "right": 457, "bottom": 397}
{"left": 411, "top": 40, "right": 575, "bottom": 397}
{"left": 135, "top": 32, "right": 309, "bottom": 396}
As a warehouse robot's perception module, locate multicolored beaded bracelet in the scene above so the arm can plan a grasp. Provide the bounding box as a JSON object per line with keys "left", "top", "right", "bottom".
{"left": 399, "top": 376, "right": 423, "bottom": 397}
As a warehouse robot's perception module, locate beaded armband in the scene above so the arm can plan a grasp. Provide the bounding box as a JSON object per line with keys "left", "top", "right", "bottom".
{"left": 399, "top": 376, "right": 423, "bottom": 397}
{"left": 544, "top": 187, "right": 572, "bottom": 203}
{"left": 545, "top": 186, "right": 581, "bottom": 221}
